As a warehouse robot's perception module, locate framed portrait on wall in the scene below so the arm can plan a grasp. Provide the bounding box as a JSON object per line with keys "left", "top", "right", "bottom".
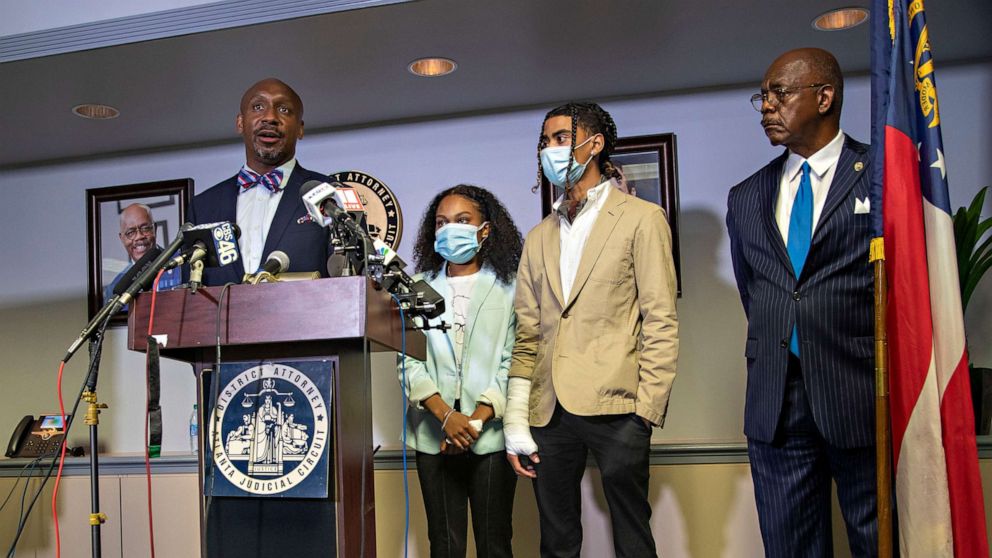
{"left": 539, "top": 133, "right": 681, "bottom": 295}
{"left": 86, "top": 178, "right": 194, "bottom": 326}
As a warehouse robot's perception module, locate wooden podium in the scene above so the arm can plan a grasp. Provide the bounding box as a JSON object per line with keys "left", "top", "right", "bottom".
{"left": 127, "top": 276, "right": 425, "bottom": 558}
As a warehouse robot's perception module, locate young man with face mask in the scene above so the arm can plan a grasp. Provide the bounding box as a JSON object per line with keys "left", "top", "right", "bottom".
{"left": 504, "top": 102, "right": 679, "bottom": 557}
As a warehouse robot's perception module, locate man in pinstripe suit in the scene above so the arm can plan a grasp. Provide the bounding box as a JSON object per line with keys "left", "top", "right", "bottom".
{"left": 727, "top": 48, "right": 878, "bottom": 557}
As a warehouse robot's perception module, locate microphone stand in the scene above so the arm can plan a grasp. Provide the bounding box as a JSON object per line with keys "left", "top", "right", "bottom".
{"left": 72, "top": 227, "right": 187, "bottom": 558}
{"left": 20, "top": 227, "right": 191, "bottom": 558}
{"left": 83, "top": 321, "right": 111, "bottom": 558}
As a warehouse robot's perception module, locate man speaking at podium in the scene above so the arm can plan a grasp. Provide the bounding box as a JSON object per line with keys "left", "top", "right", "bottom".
{"left": 191, "top": 78, "right": 331, "bottom": 286}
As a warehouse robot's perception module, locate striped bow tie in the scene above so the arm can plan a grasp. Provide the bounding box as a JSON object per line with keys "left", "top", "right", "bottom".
{"left": 238, "top": 168, "right": 284, "bottom": 193}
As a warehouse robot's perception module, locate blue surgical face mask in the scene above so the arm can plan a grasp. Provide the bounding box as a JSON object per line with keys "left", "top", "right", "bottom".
{"left": 434, "top": 222, "right": 488, "bottom": 265}
{"left": 540, "top": 135, "right": 596, "bottom": 190}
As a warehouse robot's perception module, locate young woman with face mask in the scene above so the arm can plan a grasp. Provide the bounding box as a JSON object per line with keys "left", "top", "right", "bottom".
{"left": 399, "top": 184, "right": 523, "bottom": 558}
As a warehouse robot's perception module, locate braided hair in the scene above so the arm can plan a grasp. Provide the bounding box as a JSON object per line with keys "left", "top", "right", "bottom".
{"left": 412, "top": 185, "right": 523, "bottom": 285}
{"left": 535, "top": 101, "right": 621, "bottom": 192}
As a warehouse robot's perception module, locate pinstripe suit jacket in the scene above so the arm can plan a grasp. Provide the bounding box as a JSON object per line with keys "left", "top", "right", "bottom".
{"left": 727, "top": 136, "right": 875, "bottom": 448}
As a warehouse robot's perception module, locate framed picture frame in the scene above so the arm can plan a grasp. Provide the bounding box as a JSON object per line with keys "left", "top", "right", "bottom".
{"left": 539, "top": 132, "right": 682, "bottom": 295}
{"left": 86, "top": 178, "right": 194, "bottom": 326}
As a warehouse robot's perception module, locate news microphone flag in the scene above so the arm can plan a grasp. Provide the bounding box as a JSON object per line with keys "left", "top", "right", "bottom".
{"left": 870, "top": 1, "right": 988, "bottom": 555}
{"left": 332, "top": 186, "right": 365, "bottom": 213}
{"left": 183, "top": 222, "right": 240, "bottom": 267}
{"left": 301, "top": 181, "right": 367, "bottom": 228}
{"left": 301, "top": 181, "right": 339, "bottom": 227}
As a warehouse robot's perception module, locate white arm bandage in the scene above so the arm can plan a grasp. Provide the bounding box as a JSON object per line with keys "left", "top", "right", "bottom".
{"left": 503, "top": 377, "right": 538, "bottom": 455}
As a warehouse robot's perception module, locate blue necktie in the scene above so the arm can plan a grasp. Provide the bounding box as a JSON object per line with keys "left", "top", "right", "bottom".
{"left": 787, "top": 161, "right": 813, "bottom": 357}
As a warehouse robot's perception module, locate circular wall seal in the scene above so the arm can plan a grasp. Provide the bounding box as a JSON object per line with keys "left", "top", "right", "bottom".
{"left": 327, "top": 170, "right": 403, "bottom": 250}
{"left": 208, "top": 364, "right": 329, "bottom": 496}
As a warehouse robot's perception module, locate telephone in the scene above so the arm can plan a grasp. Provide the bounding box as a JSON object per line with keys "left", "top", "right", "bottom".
{"left": 5, "top": 415, "right": 70, "bottom": 458}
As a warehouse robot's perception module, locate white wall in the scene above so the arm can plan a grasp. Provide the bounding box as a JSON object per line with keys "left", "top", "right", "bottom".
{"left": 1, "top": 61, "right": 989, "bottom": 455}
{"left": 0, "top": 0, "right": 220, "bottom": 36}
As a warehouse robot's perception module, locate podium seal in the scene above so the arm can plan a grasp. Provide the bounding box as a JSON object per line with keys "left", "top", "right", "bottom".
{"left": 206, "top": 360, "right": 332, "bottom": 497}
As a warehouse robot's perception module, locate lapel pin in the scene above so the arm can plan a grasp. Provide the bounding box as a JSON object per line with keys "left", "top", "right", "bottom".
{"left": 854, "top": 161, "right": 864, "bottom": 172}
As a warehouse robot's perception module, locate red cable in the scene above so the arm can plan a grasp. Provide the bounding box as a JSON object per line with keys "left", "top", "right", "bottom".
{"left": 143, "top": 268, "right": 165, "bottom": 558}
{"left": 147, "top": 269, "right": 163, "bottom": 334}
{"left": 51, "top": 270, "right": 166, "bottom": 558}
{"left": 51, "top": 360, "right": 68, "bottom": 558}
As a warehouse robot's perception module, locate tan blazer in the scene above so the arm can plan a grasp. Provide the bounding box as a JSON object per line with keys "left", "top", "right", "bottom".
{"left": 509, "top": 187, "right": 679, "bottom": 427}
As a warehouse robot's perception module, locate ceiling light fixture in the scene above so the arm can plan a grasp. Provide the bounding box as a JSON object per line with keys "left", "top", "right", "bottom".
{"left": 812, "top": 7, "right": 869, "bottom": 31}
{"left": 408, "top": 57, "right": 457, "bottom": 77}
{"left": 72, "top": 103, "right": 120, "bottom": 119}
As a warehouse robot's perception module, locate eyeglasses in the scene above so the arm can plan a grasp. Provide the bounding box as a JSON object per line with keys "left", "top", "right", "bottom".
{"left": 122, "top": 224, "right": 154, "bottom": 240}
{"left": 750, "top": 84, "right": 829, "bottom": 111}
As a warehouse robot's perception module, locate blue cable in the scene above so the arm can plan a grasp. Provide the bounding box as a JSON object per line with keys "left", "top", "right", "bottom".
{"left": 390, "top": 294, "right": 410, "bottom": 558}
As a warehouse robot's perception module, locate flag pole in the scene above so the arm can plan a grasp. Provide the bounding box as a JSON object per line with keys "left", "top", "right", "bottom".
{"left": 871, "top": 237, "right": 893, "bottom": 558}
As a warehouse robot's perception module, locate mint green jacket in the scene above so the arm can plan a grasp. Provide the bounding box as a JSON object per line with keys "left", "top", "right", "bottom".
{"left": 398, "top": 265, "right": 516, "bottom": 455}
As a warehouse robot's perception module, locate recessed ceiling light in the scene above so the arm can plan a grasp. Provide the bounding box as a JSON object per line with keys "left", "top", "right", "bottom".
{"left": 72, "top": 103, "right": 120, "bottom": 119}
{"left": 812, "top": 7, "right": 869, "bottom": 31}
{"left": 408, "top": 57, "right": 457, "bottom": 77}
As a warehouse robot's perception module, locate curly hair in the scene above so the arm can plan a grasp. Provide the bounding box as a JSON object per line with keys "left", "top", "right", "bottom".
{"left": 536, "top": 101, "right": 622, "bottom": 191}
{"left": 412, "top": 185, "right": 523, "bottom": 285}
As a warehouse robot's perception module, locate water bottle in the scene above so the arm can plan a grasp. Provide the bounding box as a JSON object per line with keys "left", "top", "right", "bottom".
{"left": 189, "top": 404, "right": 199, "bottom": 455}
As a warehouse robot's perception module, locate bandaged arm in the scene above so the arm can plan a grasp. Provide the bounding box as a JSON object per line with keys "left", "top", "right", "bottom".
{"left": 503, "top": 376, "right": 538, "bottom": 455}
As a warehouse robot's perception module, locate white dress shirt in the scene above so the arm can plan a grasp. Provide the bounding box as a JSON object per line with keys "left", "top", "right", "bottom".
{"left": 775, "top": 130, "right": 845, "bottom": 243}
{"left": 236, "top": 158, "right": 296, "bottom": 273}
{"left": 553, "top": 179, "right": 614, "bottom": 301}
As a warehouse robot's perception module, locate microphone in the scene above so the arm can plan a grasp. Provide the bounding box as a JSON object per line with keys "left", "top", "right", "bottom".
{"left": 299, "top": 181, "right": 446, "bottom": 326}
{"left": 300, "top": 181, "right": 368, "bottom": 226}
{"left": 326, "top": 254, "right": 350, "bottom": 277}
{"left": 301, "top": 180, "right": 373, "bottom": 271}
{"left": 259, "top": 250, "right": 290, "bottom": 275}
{"left": 65, "top": 225, "right": 190, "bottom": 362}
{"left": 370, "top": 237, "right": 409, "bottom": 292}
{"left": 169, "top": 222, "right": 241, "bottom": 290}
{"left": 243, "top": 250, "right": 291, "bottom": 285}
{"left": 301, "top": 181, "right": 346, "bottom": 226}
{"left": 118, "top": 224, "right": 190, "bottom": 304}
{"left": 372, "top": 238, "right": 406, "bottom": 270}
{"left": 168, "top": 222, "right": 241, "bottom": 269}
{"left": 409, "top": 279, "right": 445, "bottom": 319}
{"left": 112, "top": 245, "right": 164, "bottom": 297}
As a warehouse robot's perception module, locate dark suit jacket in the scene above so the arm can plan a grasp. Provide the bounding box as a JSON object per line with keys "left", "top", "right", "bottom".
{"left": 190, "top": 163, "right": 331, "bottom": 286}
{"left": 726, "top": 136, "right": 875, "bottom": 448}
